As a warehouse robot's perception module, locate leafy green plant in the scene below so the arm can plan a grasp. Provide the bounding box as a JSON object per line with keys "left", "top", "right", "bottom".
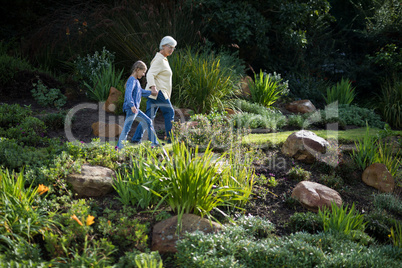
{"left": 0, "top": 103, "right": 32, "bottom": 128}
{"left": 389, "top": 222, "right": 402, "bottom": 248}
{"left": 364, "top": 209, "right": 400, "bottom": 244}
{"left": 248, "top": 69, "right": 288, "bottom": 108}
{"left": 74, "top": 47, "right": 115, "bottom": 85}
{"left": 0, "top": 41, "right": 32, "bottom": 86}
{"left": 376, "top": 77, "right": 402, "bottom": 128}
{"left": 351, "top": 124, "right": 400, "bottom": 174}
{"left": 288, "top": 212, "right": 323, "bottom": 234}
{"left": 134, "top": 252, "right": 163, "bottom": 268}
{"left": 373, "top": 193, "right": 402, "bottom": 216}
{"left": 170, "top": 48, "right": 236, "bottom": 113}
{"left": 287, "top": 165, "right": 311, "bottom": 181}
{"left": 31, "top": 77, "right": 67, "bottom": 109}
{"left": 0, "top": 168, "right": 54, "bottom": 245}
{"left": 1, "top": 116, "right": 48, "bottom": 146}
{"left": 321, "top": 174, "right": 344, "bottom": 189}
{"left": 318, "top": 202, "right": 367, "bottom": 237}
{"left": 351, "top": 124, "right": 379, "bottom": 171}
{"left": 114, "top": 157, "right": 162, "bottom": 209}
{"left": 97, "top": 206, "right": 149, "bottom": 252}
{"left": 324, "top": 77, "right": 356, "bottom": 105}
{"left": 84, "top": 64, "right": 124, "bottom": 102}
{"left": 152, "top": 141, "right": 252, "bottom": 228}
{"left": 376, "top": 140, "right": 401, "bottom": 177}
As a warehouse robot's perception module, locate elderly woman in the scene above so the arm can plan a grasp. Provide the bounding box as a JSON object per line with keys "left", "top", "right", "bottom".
{"left": 131, "top": 36, "right": 177, "bottom": 144}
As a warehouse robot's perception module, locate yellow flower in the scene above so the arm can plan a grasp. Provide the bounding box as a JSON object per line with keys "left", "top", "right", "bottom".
{"left": 37, "top": 184, "right": 49, "bottom": 195}
{"left": 86, "top": 215, "right": 95, "bottom": 226}
{"left": 71, "top": 214, "right": 83, "bottom": 226}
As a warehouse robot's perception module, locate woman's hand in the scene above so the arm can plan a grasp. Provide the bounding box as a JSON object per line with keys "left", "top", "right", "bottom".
{"left": 150, "top": 86, "right": 158, "bottom": 96}
{"left": 131, "top": 106, "right": 138, "bottom": 114}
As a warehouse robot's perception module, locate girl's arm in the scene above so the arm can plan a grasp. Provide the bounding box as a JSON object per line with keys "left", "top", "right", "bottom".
{"left": 124, "top": 77, "right": 135, "bottom": 108}
{"left": 141, "top": 88, "right": 152, "bottom": 97}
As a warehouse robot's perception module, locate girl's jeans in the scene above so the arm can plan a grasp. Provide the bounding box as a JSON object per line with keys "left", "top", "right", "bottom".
{"left": 117, "top": 108, "right": 158, "bottom": 149}
{"left": 131, "top": 91, "right": 174, "bottom": 143}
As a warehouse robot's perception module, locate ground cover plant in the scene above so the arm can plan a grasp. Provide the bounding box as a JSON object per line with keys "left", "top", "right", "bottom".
{"left": 1, "top": 0, "right": 402, "bottom": 266}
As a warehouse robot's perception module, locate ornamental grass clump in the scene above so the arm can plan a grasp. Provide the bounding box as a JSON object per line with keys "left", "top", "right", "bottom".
{"left": 324, "top": 77, "right": 356, "bottom": 105}
{"left": 248, "top": 69, "right": 289, "bottom": 108}
{"left": 318, "top": 202, "right": 367, "bottom": 237}
{"left": 152, "top": 141, "right": 254, "bottom": 229}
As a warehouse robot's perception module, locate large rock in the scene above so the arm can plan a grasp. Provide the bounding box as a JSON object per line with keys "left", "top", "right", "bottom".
{"left": 281, "top": 130, "right": 329, "bottom": 164}
{"left": 66, "top": 164, "right": 115, "bottom": 197}
{"left": 102, "top": 87, "right": 122, "bottom": 113}
{"left": 91, "top": 121, "right": 122, "bottom": 137}
{"left": 291, "top": 181, "right": 342, "bottom": 212}
{"left": 286, "top": 100, "right": 316, "bottom": 114}
{"left": 362, "top": 163, "right": 394, "bottom": 193}
{"left": 152, "top": 214, "right": 222, "bottom": 253}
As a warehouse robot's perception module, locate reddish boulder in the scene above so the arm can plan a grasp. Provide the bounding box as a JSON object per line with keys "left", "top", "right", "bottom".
{"left": 91, "top": 121, "right": 122, "bottom": 137}
{"left": 152, "top": 214, "right": 222, "bottom": 253}
{"left": 286, "top": 100, "right": 316, "bottom": 114}
{"left": 292, "top": 181, "right": 343, "bottom": 212}
{"left": 102, "top": 87, "right": 122, "bottom": 113}
{"left": 362, "top": 163, "right": 394, "bottom": 193}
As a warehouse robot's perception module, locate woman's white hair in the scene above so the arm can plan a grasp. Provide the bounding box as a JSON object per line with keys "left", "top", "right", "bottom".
{"left": 159, "top": 36, "right": 177, "bottom": 50}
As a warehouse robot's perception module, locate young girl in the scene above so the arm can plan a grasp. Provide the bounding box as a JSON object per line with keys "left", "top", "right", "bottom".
{"left": 116, "top": 61, "right": 159, "bottom": 149}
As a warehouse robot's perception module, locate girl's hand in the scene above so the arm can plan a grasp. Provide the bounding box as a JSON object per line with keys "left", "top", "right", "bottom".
{"left": 131, "top": 106, "right": 138, "bottom": 114}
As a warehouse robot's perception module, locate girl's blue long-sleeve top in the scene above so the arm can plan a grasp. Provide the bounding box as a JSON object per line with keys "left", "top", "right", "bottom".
{"left": 122, "top": 76, "right": 151, "bottom": 112}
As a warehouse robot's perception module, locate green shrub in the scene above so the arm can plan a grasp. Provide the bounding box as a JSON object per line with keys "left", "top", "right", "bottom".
{"left": 0, "top": 42, "right": 32, "bottom": 86}
{"left": 373, "top": 193, "right": 402, "bottom": 216}
{"left": 40, "top": 111, "right": 67, "bottom": 130}
{"left": 248, "top": 69, "right": 289, "bottom": 108}
{"left": 170, "top": 48, "right": 236, "bottom": 113}
{"left": 351, "top": 125, "right": 400, "bottom": 174}
{"left": 97, "top": 206, "right": 149, "bottom": 253}
{"left": 365, "top": 210, "right": 401, "bottom": 244}
{"left": 114, "top": 156, "right": 162, "bottom": 209}
{"left": 376, "top": 77, "right": 402, "bottom": 129}
{"left": 151, "top": 141, "right": 253, "bottom": 228}
{"left": 0, "top": 103, "right": 32, "bottom": 128}
{"left": 231, "top": 99, "right": 287, "bottom": 130}
{"left": 351, "top": 124, "right": 380, "bottom": 171}
{"left": 2, "top": 116, "right": 48, "bottom": 146}
{"left": 74, "top": 47, "right": 115, "bottom": 85}
{"left": 320, "top": 174, "right": 344, "bottom": 189}
{"left": 172, "top": 113, "right": 249, "bottom": 151}
{"left": 312, "top": 104, "right": 385, "bottom": 129}
{"left": 389, "top": 222, "right": 402, "bottom": 248}
{"left": 287, "top": 165, "right": 311, "bottom": 181}
{"left": 176, "top": 227, "right": 399, "bottom": 267}
{"left": 318, "top": 202, "right": 367, "bottom": 238}
{"left": 84, "top": 64, "right": 124, "bottom": 102}
{"left": 0, "top": 138, "right": 52, "bottom": 170}
{"left": 324, "top": 77, "right": 356, "bottom": 105}
{"left": 288, "top": 212, "right": 323, "bottom": 234}
{"left": 0, "top": 168, "right": 55, "bottom": 248}
{"left": 31, "top": 77, "right": 67, "bottom": 109}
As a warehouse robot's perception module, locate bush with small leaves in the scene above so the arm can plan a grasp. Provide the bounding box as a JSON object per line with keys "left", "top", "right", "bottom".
{"left": 287, "top": 165, "right": 311, "bottom": 181}
{"left": 288, "top": 212, "right": 323, "bottom": 234}
{"left": 31, "top": 78, "right": 67, "bottom": 109}
{"left": 0, "top": 103, "right": 32, "bottom": 128}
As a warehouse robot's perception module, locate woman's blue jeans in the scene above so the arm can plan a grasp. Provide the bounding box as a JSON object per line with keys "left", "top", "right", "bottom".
{"left": 131, "top": 91, "right": 174, "bottom": 143}
{"left": 117, "top": 108, "right": 158, "bottom": 149}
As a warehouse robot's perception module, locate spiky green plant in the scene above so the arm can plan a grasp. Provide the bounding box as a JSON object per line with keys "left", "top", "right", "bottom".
{"left": 324, "top": 77, "right": 356, "bottom": 105}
